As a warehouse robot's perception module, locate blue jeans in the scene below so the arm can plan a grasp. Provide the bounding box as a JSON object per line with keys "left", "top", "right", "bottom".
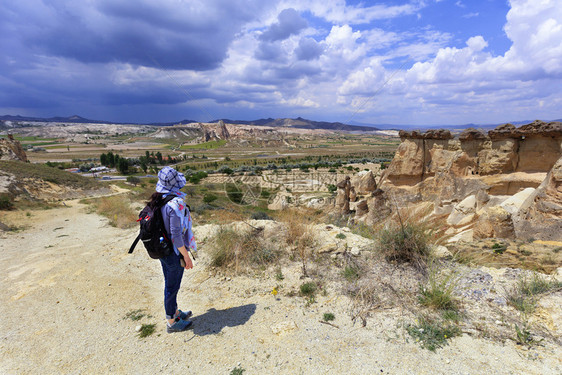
{"left": 159, "top": 252, "right": 184, "bottom": 319}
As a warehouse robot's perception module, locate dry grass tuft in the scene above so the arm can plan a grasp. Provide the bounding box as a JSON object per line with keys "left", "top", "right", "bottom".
{"left": 209, "top": 226, "right": 280, "bottom": 273}
{"left": 89, "top": 195, "right": 138, "bottom": 228}
{"left": 278, "top": 208, "right": 316, "bottom": 276}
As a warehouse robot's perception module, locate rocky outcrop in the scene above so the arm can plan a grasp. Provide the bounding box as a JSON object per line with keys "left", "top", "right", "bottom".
{"left": 200, "top": 120, "right": 231, "bottom": 142}
{"left": 378, "top": 121, "right": 562, "bottom": 241}
{"left": 383, "top": 121, "right": 561, "bottom": 190}
{"left": 512, "top": 156, "right": 562, "bottom": 241}
{"left": 0, "top": 135, "right": 27, "bottom": 162}
{"left": 351, "top": 170, "right": 377, "bottom": 195}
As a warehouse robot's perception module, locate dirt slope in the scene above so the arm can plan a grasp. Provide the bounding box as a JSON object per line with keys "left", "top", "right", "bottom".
{"left": 1, "top": 202, "right": 561, "bottom": 374}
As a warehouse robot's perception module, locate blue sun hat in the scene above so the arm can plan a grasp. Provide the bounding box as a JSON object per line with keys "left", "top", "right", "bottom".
{"left": 156, "top": 166, "right": 186, "bottom": 194}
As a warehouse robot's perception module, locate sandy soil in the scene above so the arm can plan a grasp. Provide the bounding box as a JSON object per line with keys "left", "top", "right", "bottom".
{"left": 1, "top": 202, "right": 561, "bottom": 374}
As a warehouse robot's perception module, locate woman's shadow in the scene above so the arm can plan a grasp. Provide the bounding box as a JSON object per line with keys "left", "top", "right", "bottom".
{"left": 191, "top": 304, "right": 256, "bottom": 336}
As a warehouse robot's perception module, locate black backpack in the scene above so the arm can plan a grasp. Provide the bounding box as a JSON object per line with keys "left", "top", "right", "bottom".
{"left": 129, "top": 195, "right": 176, "bottom": 259}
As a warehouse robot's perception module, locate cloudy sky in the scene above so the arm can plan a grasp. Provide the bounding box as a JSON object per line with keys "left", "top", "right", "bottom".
{"left": 1, "top": 0, "right": 561, "bottom": 125}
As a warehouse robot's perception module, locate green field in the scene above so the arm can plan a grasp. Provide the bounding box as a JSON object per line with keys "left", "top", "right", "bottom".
{"left": 179, "top": 140, "right": 227, "bottom": 150}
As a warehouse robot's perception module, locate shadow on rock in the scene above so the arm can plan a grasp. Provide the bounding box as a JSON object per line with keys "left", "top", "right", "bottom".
{"left": 191, "top": 304, "right": 256, "bottom": 336}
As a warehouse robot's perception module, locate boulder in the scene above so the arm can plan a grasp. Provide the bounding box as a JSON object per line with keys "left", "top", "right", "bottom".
{"left": 351, "top": 170, "right": 377, "bottom": 194}
{"left": 432, "top": 245, "right": 452, "bottom": 259}
{"left": 512, "top": 156, "right": 562, "bottom": 241}
{"left": 488, "top": 123, "right": 517, "bottom": 139}
{"left": 499, "top": 187, "right": 535, "bottom": 215}
{"left": 447, "top": 195, "right": 477, "bottom": 226}
{"left": 355, "top": 200, "right": 369, "bottom": 217}
{"left": 473, "top": 206, "right": 515, "bottom": 239}
{"left": 459, "top": 128, "right": 488, "bottom": 141}
{"left": 423, "top": 129, "right": 453, "bottom": 140}
{"left": 267, "top": 192, "right": 293, "bottom": 210}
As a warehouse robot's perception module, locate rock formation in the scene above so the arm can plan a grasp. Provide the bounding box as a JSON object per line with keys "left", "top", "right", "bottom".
{"left": 0, "top": 134, "right": 28, "bottom": 162}
{"left": 366, "top": 120, "right": 562, "bottom": 241}
{"left": 512, "top": 155, "right": 562, "bottom": 241}
{"left": 383, "top": 121, "right": 561, "bottom": 194}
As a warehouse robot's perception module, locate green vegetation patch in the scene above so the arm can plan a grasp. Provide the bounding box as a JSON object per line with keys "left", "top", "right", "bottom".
{"left": 138, "top": 323, "right": 156, "bottom": 338}
{"left": 406, "top": 315, "right": 461, "bottom": 351}
{"left": 180, "top": 140, "right": 227, "bottom": 150}
{"left": 0, "top": 160, "right": 100, "bottom": 190}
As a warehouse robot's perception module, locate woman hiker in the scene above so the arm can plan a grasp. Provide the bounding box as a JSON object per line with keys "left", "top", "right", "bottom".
{"left": 148, "top": 166, "right": 197, "bottom": 333}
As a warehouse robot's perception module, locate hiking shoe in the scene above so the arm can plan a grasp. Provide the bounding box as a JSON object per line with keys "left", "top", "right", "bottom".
{"left": 175, "top": 309, "right": 192, "bottom": 320}
{"left": 167, "top": 318, "right": 193, "bottom": 333}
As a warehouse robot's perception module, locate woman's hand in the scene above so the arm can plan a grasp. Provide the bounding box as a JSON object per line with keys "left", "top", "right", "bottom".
{"left": 183, "top": 255, "right": 193, "bottom": 270}
{"left": 178, "top": 246, "right": 193, "bottom": 270}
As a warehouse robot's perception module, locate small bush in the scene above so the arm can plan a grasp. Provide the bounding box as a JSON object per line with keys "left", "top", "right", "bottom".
{"left": 506, "top": 273, "right": 562, "bottom": 314}
{"left": 335, "top": 233, "right": 346, "bottom": 239}
{"left": 209, "top": 227, "right": 279, "bottom": 271}
{"left": 275, "top": 269, "right": 284, "bottom": 281}
{"left": 203, "top": 193, "right": 218, "bottom": 204}
{"left": 300, "top": 282, "right": 317, "bottom": 296}
{"left": 124, "top": 309, "right": 146, "bottom": 321}
{"left": 225, "top": 183, "right": 244, "bottom": 204}
{"left": 251, "top": 211, "right": 273, "bottom": 220}
{"left": 0, "top": 194, "right": 14, "bottom": 210}
{"left": 230, "top": 367, "right": 245, "bottom": 375}
{"left": 379, "top": 222, "right": 430, "bottom": 271}
{"left": 126, "top": 176, "right": 141, "bottom": 186}
{"left": 492, "top": 242, "right": 507, "bottom": 254}
{"left": 418, "top": 266, "right": 459, "bottom": 312}
{"left": 342, "top": 265, "right": 360, "bottom": 281}
{"left": 138, "top": 323, "right": 156, "bottom": 338}
{"left": 323, "top": 313, "right": 335, "bottom": 321}
{"left": 406, "top": 315, "right": 461, "bottom": 351}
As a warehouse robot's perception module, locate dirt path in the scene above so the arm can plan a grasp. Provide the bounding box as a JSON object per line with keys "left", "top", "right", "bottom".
{"left": 1, "top": 202, "right": 561, "bottom": 374}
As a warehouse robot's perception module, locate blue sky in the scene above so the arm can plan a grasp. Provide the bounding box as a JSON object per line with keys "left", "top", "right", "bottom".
{"left": 1, "top": 0, "right": 560, "bottom": 125}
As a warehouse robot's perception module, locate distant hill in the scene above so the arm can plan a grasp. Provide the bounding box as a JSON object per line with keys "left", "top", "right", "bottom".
{"left": 0, "top": 114, "right": 107, "bottom": 124}
{"left": 211, "top": 117, "right": 381, "bottom": 132}
{"left": 147, "top": 119, "right": 198, "bottom": 127}
{"left": 2, "top": 114, "right": 560, "bottom": 132}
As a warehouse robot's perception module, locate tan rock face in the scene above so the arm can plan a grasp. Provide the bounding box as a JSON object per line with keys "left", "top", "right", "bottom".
{"left": 477, "top": 139, "right": 519, "bottom": 175}
{"left": 386, "top": 121, "right": 561, "bottom": 188}
{"left": 381, "top": 121, "right": 561, "bottom": 242}
{"left": 0, "top": 135, "right": 28, "bottom": 162}
{"left": 350, "top": 171, "right": 377, "bottom": 195}
{"left": 383, "top": 138, "right": 425, "bottom": 185}
{"left": 473, "top": 206, "right": 515, "bottom": 239}
{"left": 513, "top": 156, "right": 562, "bottom": 241}
{"left": 517, "top": 136, "right": 561, "bottom": 172}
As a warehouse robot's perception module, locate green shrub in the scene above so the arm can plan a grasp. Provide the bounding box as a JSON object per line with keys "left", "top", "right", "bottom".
{"left": 124, "top": 309, "right": 146, "bottom": 321}
{"left": 0, "top": 194, "right": 14, "bottom": 210}
{"left": 300, "top": 282, "right": 317, "bottom": 296}
{"left": 225, "top": 183, "right": 243, "bottom": 204}
{"left": 203, "top": 193, "right": 218, "bottom": 204}
{"left": 138, "top": 323, "right": 156, "bottom": 338}
{"left": 251, "top": 211, "right": 273, "bottom": 220}
{"left": 323, "top": 313, "right": 335, "bottom": 321}
{"left": 379, "top": 222, "right": 430, "bottom": 270}
{"left": 492, "top": 242, "right": 507, "bottom": 254}
{"left": 507, "top": 273, "right": 562, "bottom": 314}
{"left": 342, "top": 265, "right": 360, "bottom": 281}
{"left": 406, "top": 315, "right": 461, "bottom": 351}
{"left": 418, "top": 267, "right": 459, "bottom": 312}
{"left": 126, "top": 176, "right": 141, "bottom": 186}
{"left": 335, "top": 233, "right": 346, "bottom": 239}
